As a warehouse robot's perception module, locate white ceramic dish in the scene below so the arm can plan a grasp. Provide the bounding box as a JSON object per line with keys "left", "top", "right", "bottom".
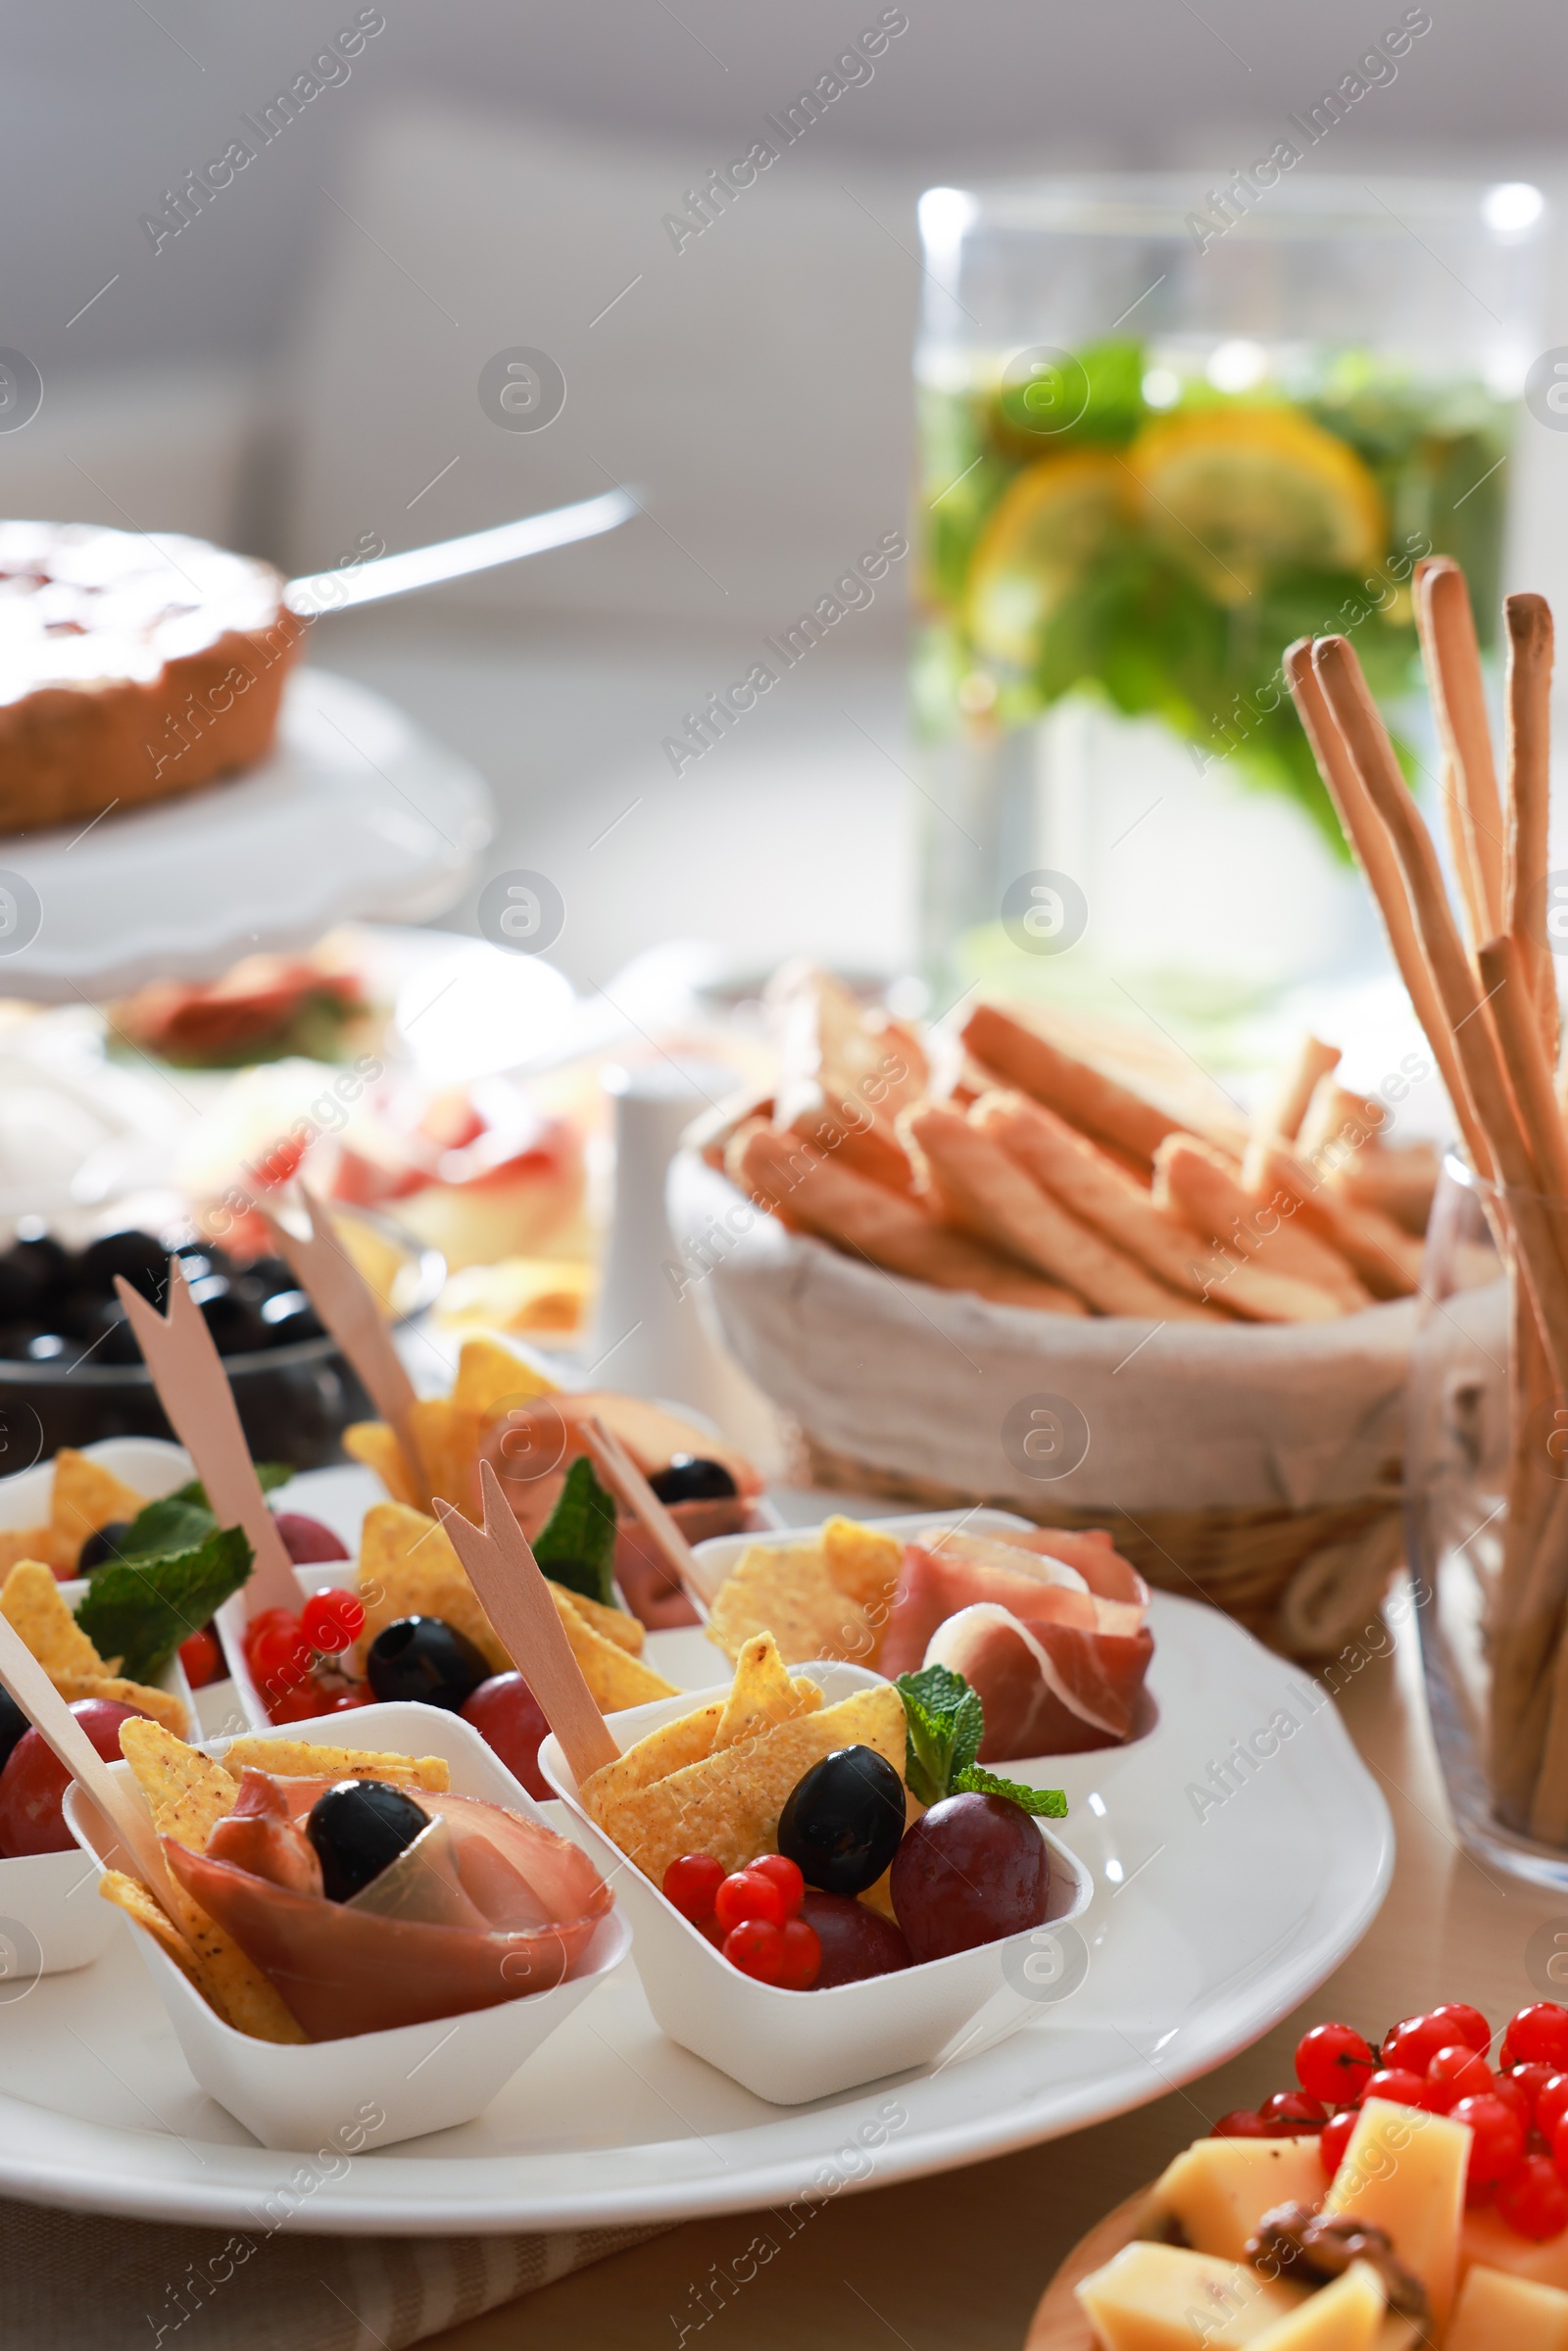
{"left": 0, "top": 669, "right": 493, "bottom": 1001}
{"left": 538, "top": 1660, "right": 1094, "bottom": 2105}
{"left": 0, "top": 1437, "right": 197, "bottom": 1974}
{"left": 64, "top": 1701, "right": 630, "bottom": 2151}
{"left": 0, "top": 1588, "right": 1393, "bottom": 2230}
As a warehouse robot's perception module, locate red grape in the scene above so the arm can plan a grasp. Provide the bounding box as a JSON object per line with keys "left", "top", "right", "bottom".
{"left": 248, "top": 1614, "right": 312, "bottom": 1693}
{"left": 890, "top": 1792, "right": 1048, "bottom": 1962}
{"left": 1451, "top": 2093, "right": 1526, "bottom": 2187}
{"left": 1363, "top": 2067, "right": 1428, "bottom": 2110}
{"left": 1497, "top": 2153, "right": 1568, "bottom": 2241}
{"left": 1507, "top": 2005, "right": 1568, "bottom": 2071}
{"left": 1424, "top": 2045, "right": 1494, "bottom": 2113}
{"left": 177, "top": 1627, "right": 221, "bottom": 1689}
{"left": 460, "top": 1673, "right": 551, "bottom": 1799}
{"left": 1383, "top": 2013, "right": 1457, "bottom": 2076}
{"left": 1259, "top": 2091, "right": 1328, "bottom": 2135}
{"left": 273, "top": 1512, "right": 349, "bottom": 1565}
{"left": 749, "top": 1854, "right": 805, "bottom": 1916}
{"left": 713, "top": 1869, "right": 788, "bottom": 1935}
{"left": 1296, "top": 2023, "right": 1375, "bottom": 2104}
{"left": 1320, "top": 2109, "right": 1357, "bottom": 2177}
{"left": 0, "top": 1699, "right": 143, "bottom": 1855}
{"left": 723, "top": 1917, "right": 785, "bottom": 1984}
{"left": 300, "top": 1587, "right": 365, "bottom": 1654}
{"left": 1211, "top": 2110, "right": 1268, "bottom": 2138}
{"left": 798, "top": 1891, "right": 912, "bottom": 1987}
{"left": 662, "top": 1853, "right": 724, "bottom": 1925}
{"left": 1427, "top": 2001, "right": 1491, "bottom": 2054}
{"left": 775, "top": 1918, "right": 821, "bottom": 1991}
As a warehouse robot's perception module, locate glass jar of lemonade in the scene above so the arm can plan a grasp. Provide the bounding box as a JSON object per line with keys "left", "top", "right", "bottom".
{"left": 913, "top": 174, "right": 1547, "bottom": 1006}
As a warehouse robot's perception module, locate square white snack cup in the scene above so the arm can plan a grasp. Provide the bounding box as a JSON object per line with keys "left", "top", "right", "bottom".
{"left": 0, "top": 1437, "right": 196, "bottom": 1976}
{"left": 64, "top": 1699, "right": 631, "bottom": 2151}
{"left": 681, "top": 1507, "right": 1038, "bottom": 1614}
{"left": 538, "top": 1659, "right": 1093, "bottom": 2106}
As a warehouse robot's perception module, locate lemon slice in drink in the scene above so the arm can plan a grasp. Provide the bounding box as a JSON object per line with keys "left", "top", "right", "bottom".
{"left": 1126, "top": 408, "right": 1384, "bottom": 603}
{"left": 965, "top": 450, "right": 1128, "bottom": 667}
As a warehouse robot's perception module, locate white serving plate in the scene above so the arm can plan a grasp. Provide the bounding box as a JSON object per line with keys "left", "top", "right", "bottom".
{"left": 0, "top": 1437, "right": 198, "bottom": 1973}
{"left": 539, "top": 1661, "right": 1093, "bottom": 2105}
{"left": 0, "top": 668, "right": 492, "bottom": 1001}
{"left": 0, "top": 1587, "right": 1393, "bottom": 2229}
{"left": 64, "top": 1702, "right": 632, "bottom": 2151}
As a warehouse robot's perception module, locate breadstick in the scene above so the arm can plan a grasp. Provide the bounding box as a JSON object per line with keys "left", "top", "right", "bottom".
{"left": 1311, "top": 635, "right": 1568, "bottom": 1390}
{"left": 906, "top": 1104, "right": 1214, "bottom": 1320}
{"left": 1415, "top": 556, "right": 1492, "bottom": 955}
{"left": 1478, "top": 935, "right": 1568, "bottom": 1205}
{"left": 1285, "top": 639, "right": 1492, "bottom": 1183}
{"left": 736, "top": 1124, "right": 1085, "bottom": 1313}
{"left": 1256, "top": 1035, "right": 1341, "bottom": 1144}
{"left": 1421, "top": 560, "right": 1507, "bottom": 942}
{"left": 961, "top": 1004, "right": 1181, "bottom": 1171}
{"left": 1505, "top": 592, "right": 1558, "bottom": 1061}
{"left": 1153, "top": 1136, "right": 1369, "bottom": 1311}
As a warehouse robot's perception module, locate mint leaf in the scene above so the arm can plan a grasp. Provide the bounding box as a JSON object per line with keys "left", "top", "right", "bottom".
{"left": 533, "top": 1456, "right": 620, "bottom": 1609}
{"left": 115, "top": 1494, "right": 216, "bottom": 1565}
{"left": 895, "top": 1664, "right": 985, "bottom": 1806}
{"left": 955, "top": 1762, "right": 1068, "bottom": 1818}
{"left": 76, "top": 1525, "right": 254, "bottom": 1683}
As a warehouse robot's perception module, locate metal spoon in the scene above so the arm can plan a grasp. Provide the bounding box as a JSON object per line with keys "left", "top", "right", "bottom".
{"left": 282, "top": 486, "right": 636, "bottom": 617}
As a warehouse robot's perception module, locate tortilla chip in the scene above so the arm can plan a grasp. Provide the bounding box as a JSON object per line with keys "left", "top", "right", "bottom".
{"left": 118, "top": 1719, "right": 307, "bottom": 2044}
{"left": 551, "top": 1586, "right": 677, "bottom": 1708}
{"left": 99, "top": 1870, "right": 200, "bottom": 1979}
{"left": 714, "top": 1633, "right": 821, "bottom": 1750}
{"left": 50, "top": 1449, "right": 146, "bottom": 1554}
{"left": 821, "top": 1517, "right": 903, "bottom": 1617}
{"left": 343, "top": 1421, "right": 423, "bottom": 1509}
{"left": 583, "top": 1700, "right": 726, "bottom": 1811}
{"left": 708, "top": 1543, "right": 877, "bottom": 1669}
{"left": 220, "top": 1738, "right": 449, "bottom": 1791}
{"left": 564, "top": 1589, "right": 644, "bottom": 1655}
{"left": 585, "top": 1683, "right": 906, "bottom": 1885}
{"left": 409, "top": 1397, "right": 484, "bottom": 1522}
{"left": 1, "top": 1560, "right": 107, "bottom": 1678}
{"left": 452, "top": 1334, "right": 558, "bottom": 1418}
{"left": 357, "top": 1503, "right": 510, "bottom": 1674}
{"left": 54, "top": 1672, "right": 187, "bottom": 1738}
{"left": 0, "top": 1527, "right": 55, "bottom": 1577}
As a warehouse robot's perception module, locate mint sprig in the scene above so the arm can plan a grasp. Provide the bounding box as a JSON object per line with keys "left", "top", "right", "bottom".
{"left": 76, "top": 1524, "right": 254, "bottom": 1683}
{"left": 533, "top": 1455, "right": 620, "bottom": 1609}
{"left": 895, "top": 1664, "right": 1066, "bottom": 1818}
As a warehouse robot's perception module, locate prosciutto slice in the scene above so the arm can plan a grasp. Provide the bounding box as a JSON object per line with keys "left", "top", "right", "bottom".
{"left": 167, "top": 1785, "right": 613, "bottom": 2041}
{"left": 880, "top": 1530, "right": 1153, "bottom": 1760}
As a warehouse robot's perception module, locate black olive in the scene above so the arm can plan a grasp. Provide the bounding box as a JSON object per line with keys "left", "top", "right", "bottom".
{"left": 77, "top": 1230, "right": 169, "bottom": 1304}
{"left": 366, "top": 1616, "right": 489, "bottom": 1711}
{"left": 0, "top": 1687, "right": 27, "bottom": 1776}
{"left": 11, "top": 1221, "right": 71, "bottom": 1288}
{"left": 259, "top": 1290, "right": 325, "bottom": 1346}
{"left": 307, "top": 1779, "right": 428, "bottom": 1902}
{"left": 648, "top": 1454, "right": 738, "bottom": 1504}
{"left": 78, "top": 1519, "right": 132, "bottom": 1574}
{"left": 777, "top": 1744, "right": 906, "bottom": 1896}
{"left": 187, "top": 1273, "right": 267, "bottom": 1356}
{"left": 240, "top": 1255, "right": 295, "bottom": 1296}
{"left": 92, "top": 1302, "right": 145, "bottom": 1366}
{"left": 0, "top": 1247, "right": 46, "bottom": 1321}
{"left": 25, "top": 1332, "right": 81, "bottom": 1365}
{"left": 0, "top": 1322, "right": 43, "bottom": 1359}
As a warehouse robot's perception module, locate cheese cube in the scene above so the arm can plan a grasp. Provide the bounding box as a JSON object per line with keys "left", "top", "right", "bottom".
{"left": 1075, "top": 2242, "right": 1307, "bottom": 2347}
{"left": 1246, "top": 2262, "right": 1385, "bottom": 2350}
{"left": 1446, "top": 2263, "right": 1568, "bottom": 2350}
{"left": 1152, "top": 2136, "right": 1328, "bottom": 2261}
{"left": 1321, "top": 2099, "right": 1468, "bottom": 2331}
{"left": 1462, "top": 2206, "right": 1568, "bottom": 2293}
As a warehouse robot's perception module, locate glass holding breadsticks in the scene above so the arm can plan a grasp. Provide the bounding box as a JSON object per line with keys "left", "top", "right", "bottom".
{"left": 1289, "top": 561, "right": 1568, "bottom": 1884}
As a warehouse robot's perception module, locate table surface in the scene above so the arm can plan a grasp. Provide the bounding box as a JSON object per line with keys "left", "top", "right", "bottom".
{"left": 425, "top": 1591, "right": 1562, "bottom": 2351}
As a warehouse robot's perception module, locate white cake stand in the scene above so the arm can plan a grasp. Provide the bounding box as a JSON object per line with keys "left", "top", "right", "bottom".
{"left": 0, "top": 668, "right": 493, "bottom": 1001}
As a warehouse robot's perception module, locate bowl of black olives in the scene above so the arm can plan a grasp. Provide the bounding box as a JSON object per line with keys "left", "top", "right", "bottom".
{"left": 0, "top": 1211, "right": 443, "bottom": 1472}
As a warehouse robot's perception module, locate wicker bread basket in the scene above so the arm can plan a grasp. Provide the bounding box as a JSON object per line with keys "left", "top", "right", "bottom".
{"left": 670, "top": 1152, "right": 1410, "bottom": 1659}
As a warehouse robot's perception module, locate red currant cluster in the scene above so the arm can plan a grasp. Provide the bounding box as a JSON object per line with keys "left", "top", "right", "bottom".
{"left": 244, "top": 1588, "right": 369, "bottom": 1724}
{"left": 662, "top": 1852, "right": 822, "bottom": 1988}
{"left": 1214, "top": 2001, "right": 1568, "bottom": 2241}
